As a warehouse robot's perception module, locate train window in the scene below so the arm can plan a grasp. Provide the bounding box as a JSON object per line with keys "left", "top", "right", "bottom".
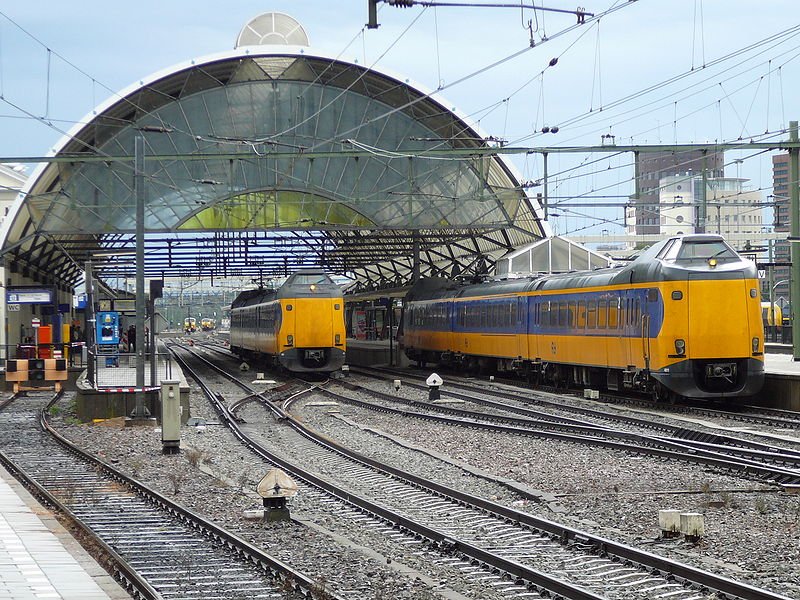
{"left": 608, "top": 301, "right": 619, "bottom": 329}
{"left": 293, "top": 273, "right": 331, "bottom": 285}
{"left": 657, "top": 239, "right": 676, "bottom": 259}
{"left": 577, "top": 300, "right": 586, "bottom": 329}
{"left": 598, "top": 299, "right": 607, "bottom": 329}
{"left": 558, "top": 302, "right": 568, "bottom": 327}
{"left": 647, "top": 289, "right": 658, "bottom": 302}
{"left": 587, "top": 301, "right": 597, "bottom": 329}
{"left": 676, "top": 240, "right": 736, "bottom": 262}
{"left": 567, "top": 301, "right": 576, "bottom": 328}
{"left": 635, "top": 299, "right": 641, "bottom": 325}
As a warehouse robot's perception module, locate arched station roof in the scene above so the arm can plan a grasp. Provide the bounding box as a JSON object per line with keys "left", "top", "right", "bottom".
{"left": 1, "top": 39, "right": 549, "bottom": 290}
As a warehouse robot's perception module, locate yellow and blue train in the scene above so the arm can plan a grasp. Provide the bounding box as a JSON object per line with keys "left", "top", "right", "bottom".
{"left": 400, "top": 234, "right": 764, "bottom": 400}
{"left": 229, "top": 269, "right": 346, "bottom": 373}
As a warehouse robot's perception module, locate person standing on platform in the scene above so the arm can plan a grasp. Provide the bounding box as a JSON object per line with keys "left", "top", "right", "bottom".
{"left": 128, "top": 324, "right": 136, "bottom": 353}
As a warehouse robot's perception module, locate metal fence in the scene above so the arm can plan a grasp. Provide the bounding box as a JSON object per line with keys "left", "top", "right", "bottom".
{"left": 765, "top": 325, "right": 792, "bottom": 345}
{"left": 88, "top": 350, "right": 174, "bottom": 389}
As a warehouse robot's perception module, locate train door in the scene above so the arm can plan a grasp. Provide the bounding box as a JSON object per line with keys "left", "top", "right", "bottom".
{"left": 614, "top": 294, "right": 632, "bottom": 370}
{"left": 641, "top": 306, "right": 651, "bottom": 372}
{"left": 517, "top": 295, "right": 528, "bottom": 362}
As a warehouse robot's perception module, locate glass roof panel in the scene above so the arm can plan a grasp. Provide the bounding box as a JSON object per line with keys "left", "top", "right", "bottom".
{"left": 4, "top": 52, "right": 546, "bottom": 288}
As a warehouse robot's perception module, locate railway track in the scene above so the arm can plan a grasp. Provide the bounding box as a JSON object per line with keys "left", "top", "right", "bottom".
{"left": 0, "top": 391, "right": 338, "bottom": 600}
{"left": 350, "top": 366, "right": 800, "bottom": 476}
{"left": 320, "top": 377, "right": 800, "bottom": 487}
{"left": 175, "top": 343, "right": 794, "bottom": 600}
{"left": 353, "top": 360, "right": 800, "bottom": 432}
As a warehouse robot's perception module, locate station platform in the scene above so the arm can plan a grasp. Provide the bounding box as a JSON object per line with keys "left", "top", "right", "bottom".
{"left": 346, "top": 339, "right": 800, "bottom": 411}
{"left": 0, "top": 464, "right": 127, "bottom": 600}
{"left": 75, "top": 338, "right": 191, "bottom": 423}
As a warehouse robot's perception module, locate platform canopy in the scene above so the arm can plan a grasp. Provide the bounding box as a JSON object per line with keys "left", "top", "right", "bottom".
{"left": 1, "top": 20, "right": 548, "bottom": 291}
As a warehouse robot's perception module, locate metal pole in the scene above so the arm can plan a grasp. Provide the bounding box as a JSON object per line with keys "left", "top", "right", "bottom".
{"left": 85, "top": 262, "right": 95, "bottom": 385}
{"left": 149, "top": 297, "right": 157, "bottom": 388}
{"left": 790, "top": 121, "right": 800, "bottom": 360}
{"left": 768, "top": 240, "right": 775, "bottom": 343}
{"left": 698, "top": 153, "right": 708, "bottom": 234}
{"left": 542, "top": 152, "right": 549, "bottom": 220}
{"left": 134, "top": 135, "right": 147, "bottom": 415}
{"left": 412, "top": 236, "right": 420, "bottom": 282}
{"left": 388, "top": 301, "right": 393, "bottom": 367}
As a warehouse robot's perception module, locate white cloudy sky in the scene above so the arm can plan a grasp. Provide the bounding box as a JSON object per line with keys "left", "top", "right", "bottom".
{"left": 1, "top": 1, "right": 797, "bottom": 237}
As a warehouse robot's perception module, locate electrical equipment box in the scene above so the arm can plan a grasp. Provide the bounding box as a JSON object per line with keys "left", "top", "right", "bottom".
{"left": 161, "top": 379, "right": 181, "bottom": 454}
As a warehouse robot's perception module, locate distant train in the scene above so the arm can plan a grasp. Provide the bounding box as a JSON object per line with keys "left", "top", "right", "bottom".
{"left": 761, "top": 302, "right": 782, "bottom": 329}
{"left": 184, "top": 317, "right": 197, "bottom": 333}
{"left": 229, "top": 270, "right": 346, "bottom": 373}
{"left": 400, "top": 234, "right": 764, "bottom": 400}
{"left": 201, "top": 317, "right": 216, "bottom": 331}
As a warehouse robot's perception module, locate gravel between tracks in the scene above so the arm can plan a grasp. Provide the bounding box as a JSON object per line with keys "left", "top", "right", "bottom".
{"left": 52, "top": 372, "right": 800, "bottom": 600}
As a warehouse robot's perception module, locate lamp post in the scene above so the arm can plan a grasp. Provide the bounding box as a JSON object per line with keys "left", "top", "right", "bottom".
{"left": 133, "top": 135, "right": 146, "bottom": 417}
{"left": 790, "top": 121, "right": 800, "bottom": 360}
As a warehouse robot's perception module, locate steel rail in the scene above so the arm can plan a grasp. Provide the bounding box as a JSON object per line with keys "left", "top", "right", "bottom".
{"left": 0, "top": 392, "right": 162, "bottom": 600}
{"left": 171, "top": 346, "right": 607, "bottom": 600}
{"left": 320, "top": 382, "right": 800, "bottom": 484}
{"left": 0, "top": 390, "right": 335, "bottom": 600}
{"left": 353, "top": 365, "right": 800, "bottom": 457}
{"left": 174, "top": 344, "right": 795, "bottom": 600}
{"left": 39, "top": 415, "right": 329, "bottom": 598}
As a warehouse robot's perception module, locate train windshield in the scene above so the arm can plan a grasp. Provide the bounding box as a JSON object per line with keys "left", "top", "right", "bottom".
{"left": 292, "top": 273, "right": 333, "bottom": 285}
{"left": 666, "top": 240, "right": 738, "bottom": 263}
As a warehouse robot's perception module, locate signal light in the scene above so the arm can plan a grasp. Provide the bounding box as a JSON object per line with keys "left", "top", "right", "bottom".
{"left": 674, "top": 339, "right": 686, "bottom": 355}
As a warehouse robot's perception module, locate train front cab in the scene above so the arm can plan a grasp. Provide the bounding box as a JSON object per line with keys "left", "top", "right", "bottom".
{"left": 647, "top": 242, "right": 764, "bottom": 399}
{"left": 278, "top": 296, "right": 346, "bottom": 372}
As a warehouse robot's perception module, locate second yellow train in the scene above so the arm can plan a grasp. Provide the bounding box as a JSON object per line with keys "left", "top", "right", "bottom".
{"left": 400, "top": 234, "right": 764, "bottom": 400}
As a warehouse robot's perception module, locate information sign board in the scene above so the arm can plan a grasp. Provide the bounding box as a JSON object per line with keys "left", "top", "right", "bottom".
{"left": 31, "top": 318, "right": 41, "bottom": 328}
{"left": 6, "top": 287, "right": 52, "bottom": 304}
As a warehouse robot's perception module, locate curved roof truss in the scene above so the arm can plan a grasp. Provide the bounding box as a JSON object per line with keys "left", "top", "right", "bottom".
{"left": 1, "top": 48, "right": 548, "bottom": 289}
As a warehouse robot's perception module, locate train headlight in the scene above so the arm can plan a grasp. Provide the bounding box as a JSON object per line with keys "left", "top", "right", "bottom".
{"left": 708, "top": 258, "right": 717, "bottom": 268}
{"left": 335, "top": 334, "right": 342, "bottom": 346}
{"left": 674, "top": 339, "right": 686, "bottom": 355}
{"left": 287, "top": 335, "right": 294, "bottom": 346}
{"left": 310, "top": 284, "right": 316, "bottom": 292}
{"left": 752, "top": 337, "right": 759, "bottom": 353}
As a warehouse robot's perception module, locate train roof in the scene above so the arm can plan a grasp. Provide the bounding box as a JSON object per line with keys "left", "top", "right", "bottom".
{"left": 231, "top": 270, "right": 342, "bottom": 308}
{"left": 276, "top": 270, "right": 341, "bottom": 299}
{"left": 405, "top": 235, "right": 757, "bottom": 300}
{"left": 230, "top": 287, "right": 277, "bottom": 309}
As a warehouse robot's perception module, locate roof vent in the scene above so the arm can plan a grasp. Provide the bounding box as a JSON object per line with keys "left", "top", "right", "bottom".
{"left": 235, "top": 13, "right": 310, "bottom": 48}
